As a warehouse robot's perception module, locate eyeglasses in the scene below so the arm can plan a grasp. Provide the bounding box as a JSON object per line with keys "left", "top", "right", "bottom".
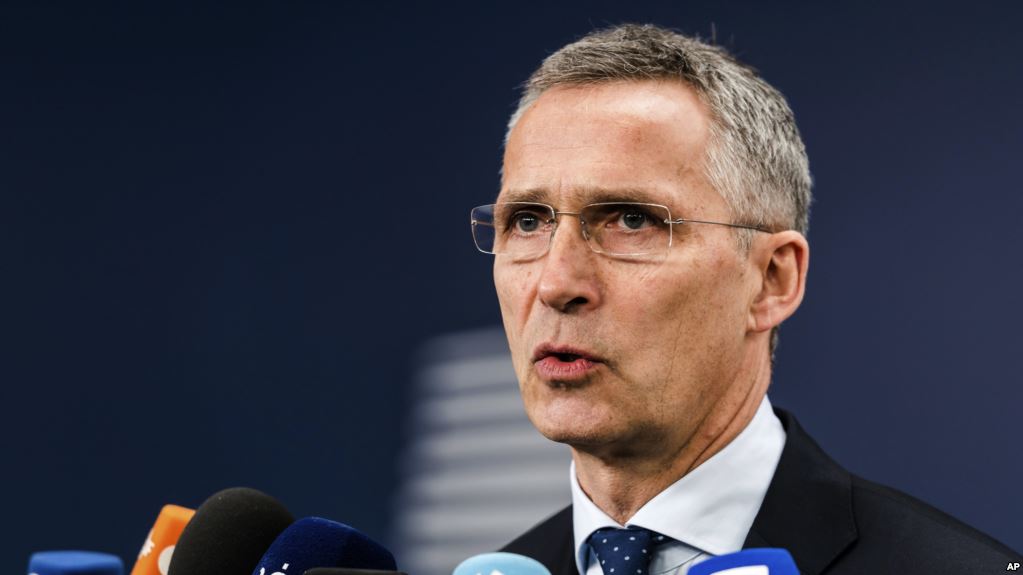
{"left": 470, "top": 202, "right": 772, "bottom": 260}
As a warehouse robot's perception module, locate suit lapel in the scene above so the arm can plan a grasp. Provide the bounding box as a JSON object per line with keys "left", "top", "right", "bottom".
{"left": 743, "top": 408, "right": 858, "bottom": 574}
{"left": 502, "top": 505, "right": 576, "bottom": 575}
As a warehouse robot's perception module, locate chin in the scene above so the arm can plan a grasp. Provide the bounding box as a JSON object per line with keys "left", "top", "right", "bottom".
{"left": 535, "top": 425, "right": 610, "bottom": 447}
{"left": 522, "top": 374, "right": 624, "bottom": 437}
{"left": 527, "top": 406, "right": 623, "bottom": 447}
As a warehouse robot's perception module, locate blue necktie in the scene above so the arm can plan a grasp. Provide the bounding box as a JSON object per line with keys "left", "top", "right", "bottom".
{"left": 588, "top": 527, "right": 670, "bottom": 575}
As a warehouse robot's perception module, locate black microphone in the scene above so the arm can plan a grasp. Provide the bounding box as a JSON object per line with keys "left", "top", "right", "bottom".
{"left": 167, "top": 487, "right": 294, "bottom": 575}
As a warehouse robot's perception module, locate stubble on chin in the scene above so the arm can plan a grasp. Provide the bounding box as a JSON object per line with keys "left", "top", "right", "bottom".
{"left": 522, "top": 379, "right": 637, "bottom": 452}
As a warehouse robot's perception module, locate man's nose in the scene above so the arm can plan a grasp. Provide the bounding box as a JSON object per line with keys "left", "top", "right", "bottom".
{"left": 537, "top": 216, "right": 601, "bottom": 313}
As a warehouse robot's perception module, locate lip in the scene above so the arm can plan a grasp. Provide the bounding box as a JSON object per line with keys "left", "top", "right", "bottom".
{"left": 531, "top": 343, "right": 604, "bottom": 363}
{"left": 531, "top": 343, "right": 604, "bottom": 382}
{"left": 534, "top": 356, "right": 601, "bottom": 381}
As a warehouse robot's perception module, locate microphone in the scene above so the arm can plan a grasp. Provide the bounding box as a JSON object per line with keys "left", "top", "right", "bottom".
{"left": 130, "top": 505, "right": 195, "bottom": 575}
{"left": 250, "top": 517, "right": 397, "bottom": 575}
{"left": 300, "top": 564, "right": 405, "bottom": 568}
{"left": 28, "top": 551, "right": 124, "bottom": 575}
{"left": 452, "top": 552, "right": 552, "bottom": 575}
{"left": 687, "top": 548, "right": 798, "bottom": 575}
{"left": 167, "top": 487, "right": 294, "bottom": 575}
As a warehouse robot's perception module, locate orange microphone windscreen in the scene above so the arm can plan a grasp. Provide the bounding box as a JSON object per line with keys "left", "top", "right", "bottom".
{"left": 131, "top": 504, "right": 196, "bottom": 575}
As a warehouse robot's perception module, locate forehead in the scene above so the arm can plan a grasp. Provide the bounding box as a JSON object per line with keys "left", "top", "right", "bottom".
{"left": 500, "top": 80, "right": 718, "bottom": 210}
{"left": 497, "top": 185, "right": 672, "bottom": 206}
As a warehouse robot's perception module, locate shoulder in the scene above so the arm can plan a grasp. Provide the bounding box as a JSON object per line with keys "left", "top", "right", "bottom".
{"left": 842, "top": 473, "right": 1018, "bottom": 567}
{"left": 753, "top": 408, "right": 1020, "bottom": 573}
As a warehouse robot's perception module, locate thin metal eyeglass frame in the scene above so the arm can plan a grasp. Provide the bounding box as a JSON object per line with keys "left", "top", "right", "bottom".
{"left": 470, "top": 201, "right": 773, "bottom": 258}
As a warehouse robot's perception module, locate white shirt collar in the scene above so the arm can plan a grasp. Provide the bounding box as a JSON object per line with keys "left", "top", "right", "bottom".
{"left": 571, "top": 395, "right": 786, "bottom": 575}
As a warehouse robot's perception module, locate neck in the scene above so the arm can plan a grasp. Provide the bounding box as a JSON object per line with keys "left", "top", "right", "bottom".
{"left": 571, "top": 348, "right": 772, "bottom": 525}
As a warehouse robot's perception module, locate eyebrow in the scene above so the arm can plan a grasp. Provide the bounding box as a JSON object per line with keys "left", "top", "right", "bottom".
{"left": 498, "top": 187, "right": 673, "bottom": 208}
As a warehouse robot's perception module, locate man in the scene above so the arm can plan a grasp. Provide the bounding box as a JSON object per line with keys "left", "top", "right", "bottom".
{"left": 469, "top": 24, "right": 1018, "bottom": 573}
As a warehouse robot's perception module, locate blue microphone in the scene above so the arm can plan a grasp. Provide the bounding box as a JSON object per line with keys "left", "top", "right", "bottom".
{"left": 688, "top": 548, "right": 798, "bottom": 575}
{"left": 28, "top": 551, "right": 124, "bottom": 575}
{"left": 250, "top": 517, "right": 396, "bottom": 575}
{"left": 452, "top": 552, "right": 552, "bottom": 575}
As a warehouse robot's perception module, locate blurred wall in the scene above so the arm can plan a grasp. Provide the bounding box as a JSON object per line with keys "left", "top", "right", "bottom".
{"left": 2, "top": 1, "right": 1021, "bottom": 571}
{"left": 390, "top": 327, "right": 571, "bottom": 575}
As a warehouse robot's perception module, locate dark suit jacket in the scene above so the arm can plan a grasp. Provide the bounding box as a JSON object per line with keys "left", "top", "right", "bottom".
{"left": 501, "top": 408, "right": 1019, "bottom": 574}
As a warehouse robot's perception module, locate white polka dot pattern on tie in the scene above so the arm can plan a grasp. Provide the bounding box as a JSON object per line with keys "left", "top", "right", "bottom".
{"left": 587, "top": 527, "right": 673, "bottom": 575}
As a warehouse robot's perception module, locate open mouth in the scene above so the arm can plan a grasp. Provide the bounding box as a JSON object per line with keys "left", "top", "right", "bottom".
{"left": 531, "top": 344, "right": 604, "bottom": 374}
{"left": 533, "top": 350, "right": 601, "bottom": 381}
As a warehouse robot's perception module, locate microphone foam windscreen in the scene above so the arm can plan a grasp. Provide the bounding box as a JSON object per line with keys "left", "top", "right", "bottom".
{"left": 167, "top": 487, "right": 294, "bottom": 575}
{"left": 251, "top": 517, "right": 397, "bottom": 575}
{"left": 29, "top": 551, "right": 124, "bottom": 575}
{"left": 302, "top": 564, "right": 407, "bottom": 568}
{"left": 452, "top": 552, "right": 551, "bottom": 575}
{"left": 131, "top": 504, "right": 195, "bottom": 575}
{"left": 687, "top": 548, "right": 798, "bottom": 575}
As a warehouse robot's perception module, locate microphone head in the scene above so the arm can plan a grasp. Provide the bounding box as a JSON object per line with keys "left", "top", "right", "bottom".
{"left": 28, "top": 551, "right": 124, "bottom": 575}
{"left": 452, "top": 553, "right": 551, "bottom": 575}
{"left": 251, "top": 517, "right": 397, "bottom": 575}
{"left": 300, "top": 564, "right": 405, "bottom": 568}
{"left": 687, "top": 548, "right": 798, "bottom": 575}
{"left": 130, "top": 504, "right": 195, "bottom": 575}
{"left": 167, "top": 487, "right": 294, "bottom": 575}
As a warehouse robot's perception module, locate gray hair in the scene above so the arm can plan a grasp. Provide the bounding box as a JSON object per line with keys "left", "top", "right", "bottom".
{"left": 504, "top": 23, "right": 812, "bottom": 357}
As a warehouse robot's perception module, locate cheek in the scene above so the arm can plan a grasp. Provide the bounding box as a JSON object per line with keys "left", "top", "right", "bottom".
{"left": 494, "top": 265, "right": 528, "bottom": 383}
{"left": 616, "top": 267, "right": 730, "bottom": 413}
{"left": 656, "top": 258, "right": 748, "bottom": 374}
{"left": 618, "top": 257, "right": 736, "bottom": 359}
{"left": 494, "top": 264, "right": 536, "bottom": 315}
{"left": 617, "top": 265, "right": 697, "bottom": 334}
{"left": 494, "top": 264, "right": 540, "bottom": 370}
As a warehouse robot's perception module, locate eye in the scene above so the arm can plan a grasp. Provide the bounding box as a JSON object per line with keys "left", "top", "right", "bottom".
{"left": 510, "top": 210, "right": 544, "bottom": 233}
{"left": 616, "top": 208, "right": 656, "bottom": 230}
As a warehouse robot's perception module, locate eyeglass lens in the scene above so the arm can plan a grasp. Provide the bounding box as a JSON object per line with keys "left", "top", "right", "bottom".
{"left": 471, "top": 202, "right": 671, "bottom": 258}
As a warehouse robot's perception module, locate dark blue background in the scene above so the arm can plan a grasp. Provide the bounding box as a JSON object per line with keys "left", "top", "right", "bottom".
{"left": 2, "top": 1, "right": 1020, "bottom": 571}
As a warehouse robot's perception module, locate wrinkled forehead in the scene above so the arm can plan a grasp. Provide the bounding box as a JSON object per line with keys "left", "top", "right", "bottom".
{"left": 496, "top": 186, "right": 676, "bottom": 211}
{"left": 499, "top": 81, "right": 720, "bottom": 215}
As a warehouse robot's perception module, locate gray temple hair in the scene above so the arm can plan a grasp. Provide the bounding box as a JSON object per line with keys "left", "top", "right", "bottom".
{"left": 503, "top": 23, "right": 813, "bottom": 357}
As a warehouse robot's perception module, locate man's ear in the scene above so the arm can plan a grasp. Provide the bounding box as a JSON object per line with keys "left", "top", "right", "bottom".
{"left": 748, "top": 231, "right": 809, "bottom": 333}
